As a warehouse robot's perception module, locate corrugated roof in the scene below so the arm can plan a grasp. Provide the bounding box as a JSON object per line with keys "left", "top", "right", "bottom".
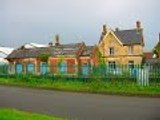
{"left": 0, "top": 47, "right": 14, "bottom": 55}
{"left": 23, "top": 43, "right": 48, "bottom": 48}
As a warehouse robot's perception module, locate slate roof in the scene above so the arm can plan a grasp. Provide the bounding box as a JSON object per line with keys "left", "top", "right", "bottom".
{"left": 50, "top": 43, "right": 84, "bottom": 56}
{"left": 6, "top": 42, "right": 84, "bottom": 59}
{"left": 6, "top": 47, "right": 49, "bottom": 59}
{"left": 81, "top": 46, "right": 94, "bottom": 56}
{"left": 99, "top": 28, "right": 144, "bottom": 46}
{"left": 114, "top": 29, "right": 143, "bottom": 45}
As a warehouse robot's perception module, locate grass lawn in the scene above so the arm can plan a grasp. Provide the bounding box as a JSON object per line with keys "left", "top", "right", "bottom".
{"left": 0, "top": 108, "right": 66, "bottom": 120}
{"left": 0, "top": 75, "right": 160, "bottom": 97}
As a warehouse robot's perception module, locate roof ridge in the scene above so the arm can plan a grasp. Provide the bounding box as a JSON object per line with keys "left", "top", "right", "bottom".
{"left": 114, "top": 28, "right": 139, "bottom": 32}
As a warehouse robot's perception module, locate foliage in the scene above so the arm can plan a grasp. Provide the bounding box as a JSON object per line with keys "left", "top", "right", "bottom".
{"left": 152, "top": 48, "right": 159, "bottom": 58}
{"left": 37, "top": 53, "right": 50, "bottom": 62}
{"left": 0, "top": 75, "right": 159, "bottom": 96}
{"left": 0, "top": 108, "right": 66, "bottom": 120}
{"left": 57, "top": 55, "right": 65, "bottom": 65}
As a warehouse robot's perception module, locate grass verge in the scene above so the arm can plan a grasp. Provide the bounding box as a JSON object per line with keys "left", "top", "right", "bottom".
{"left": 0, "top": 108, "right": 66, "bottom": 120}
{"left": 0, "top": 75, "right": 160, "bottom": 97}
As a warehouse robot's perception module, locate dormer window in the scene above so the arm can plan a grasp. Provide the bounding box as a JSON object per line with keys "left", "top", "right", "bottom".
{"left": 109, "top": 47, "right": 114, "bottom": 55}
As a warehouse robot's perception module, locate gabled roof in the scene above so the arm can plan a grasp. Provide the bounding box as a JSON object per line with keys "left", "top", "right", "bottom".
{"left": 6, "top": 42, "right": 84, "bottom": 59}
{"left": 99, "top": 27, "right": 144, "bottom": 46}
{"left": 114, "top": 29, "right": 143, "bottom": 45}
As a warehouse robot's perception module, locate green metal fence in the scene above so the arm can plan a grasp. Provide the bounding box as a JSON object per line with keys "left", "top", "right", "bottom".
{"left": 0, "top": 64, "right": 160, "bottom": 86}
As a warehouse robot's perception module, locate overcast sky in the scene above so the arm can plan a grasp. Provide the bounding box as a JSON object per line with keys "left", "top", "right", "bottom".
{"left": 0, "top": 0, "right": 160, "bottom": 51}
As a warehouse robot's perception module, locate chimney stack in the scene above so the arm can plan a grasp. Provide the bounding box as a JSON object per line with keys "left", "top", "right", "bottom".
{"left": 136, "top": 21, "right": 141, "bottom": 29}
{"left": 102, "top": 24, "right": 107, "bottom": 35}
{"left": 115, "top": 27, "right": 119, "bottom": 31}
{"left": 55, "top": 34, "right": 60, "bottom": 46}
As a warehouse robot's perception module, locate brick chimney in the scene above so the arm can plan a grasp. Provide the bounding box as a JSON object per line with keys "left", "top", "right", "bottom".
{"left": 102, "top": 24, "right": 107, "bottom": 35}
{"left": 55, "top": 34, "right": 60, "bottom": 46}
{"left": 136, "top": 21, "right": 142, "bottom": 34}
{"left": 136, "top": 21, "right": 141, "bottom": 29}
{"left": 115, "top": 27, "right": 119, "bottom": 31}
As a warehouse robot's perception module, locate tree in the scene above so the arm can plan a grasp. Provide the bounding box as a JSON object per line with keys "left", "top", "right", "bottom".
{"left": 152, "top": 48, "right": 159, "bottom": 58}
{"left": 37, "top": 53, "right": 50, "bottom": 62}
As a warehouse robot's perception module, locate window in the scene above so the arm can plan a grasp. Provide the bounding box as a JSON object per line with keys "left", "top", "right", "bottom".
{"left": 26, "top": 63, "right": 35, "bottom": 73}
{"left": 16, "top": 63, "right": 23, "bottom": 74}
{"left": 128, "top": 46, "right": 133, "bottom": 54}
{"left": 108, "top": 61, "right": 116, "bottom": 69}
{"left": 108, "top": 47, "right": 114, "bottom": 55}
{"left": 128, "top": 61, "right": 134, "bottom": 69}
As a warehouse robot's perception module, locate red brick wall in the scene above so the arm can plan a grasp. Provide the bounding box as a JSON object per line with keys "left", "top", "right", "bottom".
{"left": 67, "top": 59, "right": 75, "bottom": 74}
{"left": 50, "top": 58, "right": 76, "bottom": 74}
{"left": 50, "top": 59, "right": 57, "bottom": 73}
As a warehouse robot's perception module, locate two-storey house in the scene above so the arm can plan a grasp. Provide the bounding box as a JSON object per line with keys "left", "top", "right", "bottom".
{"left": 98, "top": 21, "right": 144, "bottom": 68}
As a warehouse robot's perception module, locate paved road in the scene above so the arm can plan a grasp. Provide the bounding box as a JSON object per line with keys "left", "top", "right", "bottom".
{"left": 0, "top": 85, "right": 160, "bottom": 120}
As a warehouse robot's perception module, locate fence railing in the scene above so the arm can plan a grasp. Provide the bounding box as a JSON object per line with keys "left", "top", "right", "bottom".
{"left": 0, "top": 64, "right": 160, "bottom": 86}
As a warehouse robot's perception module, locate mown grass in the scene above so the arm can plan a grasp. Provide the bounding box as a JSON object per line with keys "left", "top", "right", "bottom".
{"left": 0, "top": 75, "right": 160, "bottom": 97}
{"left": 0, "top": 108, "right": 66, "bottom": 120}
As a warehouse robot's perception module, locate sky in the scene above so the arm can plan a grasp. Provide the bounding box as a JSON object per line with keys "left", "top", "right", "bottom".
{"left": 0, "top": 0, "right": 160, "bottom": 51}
